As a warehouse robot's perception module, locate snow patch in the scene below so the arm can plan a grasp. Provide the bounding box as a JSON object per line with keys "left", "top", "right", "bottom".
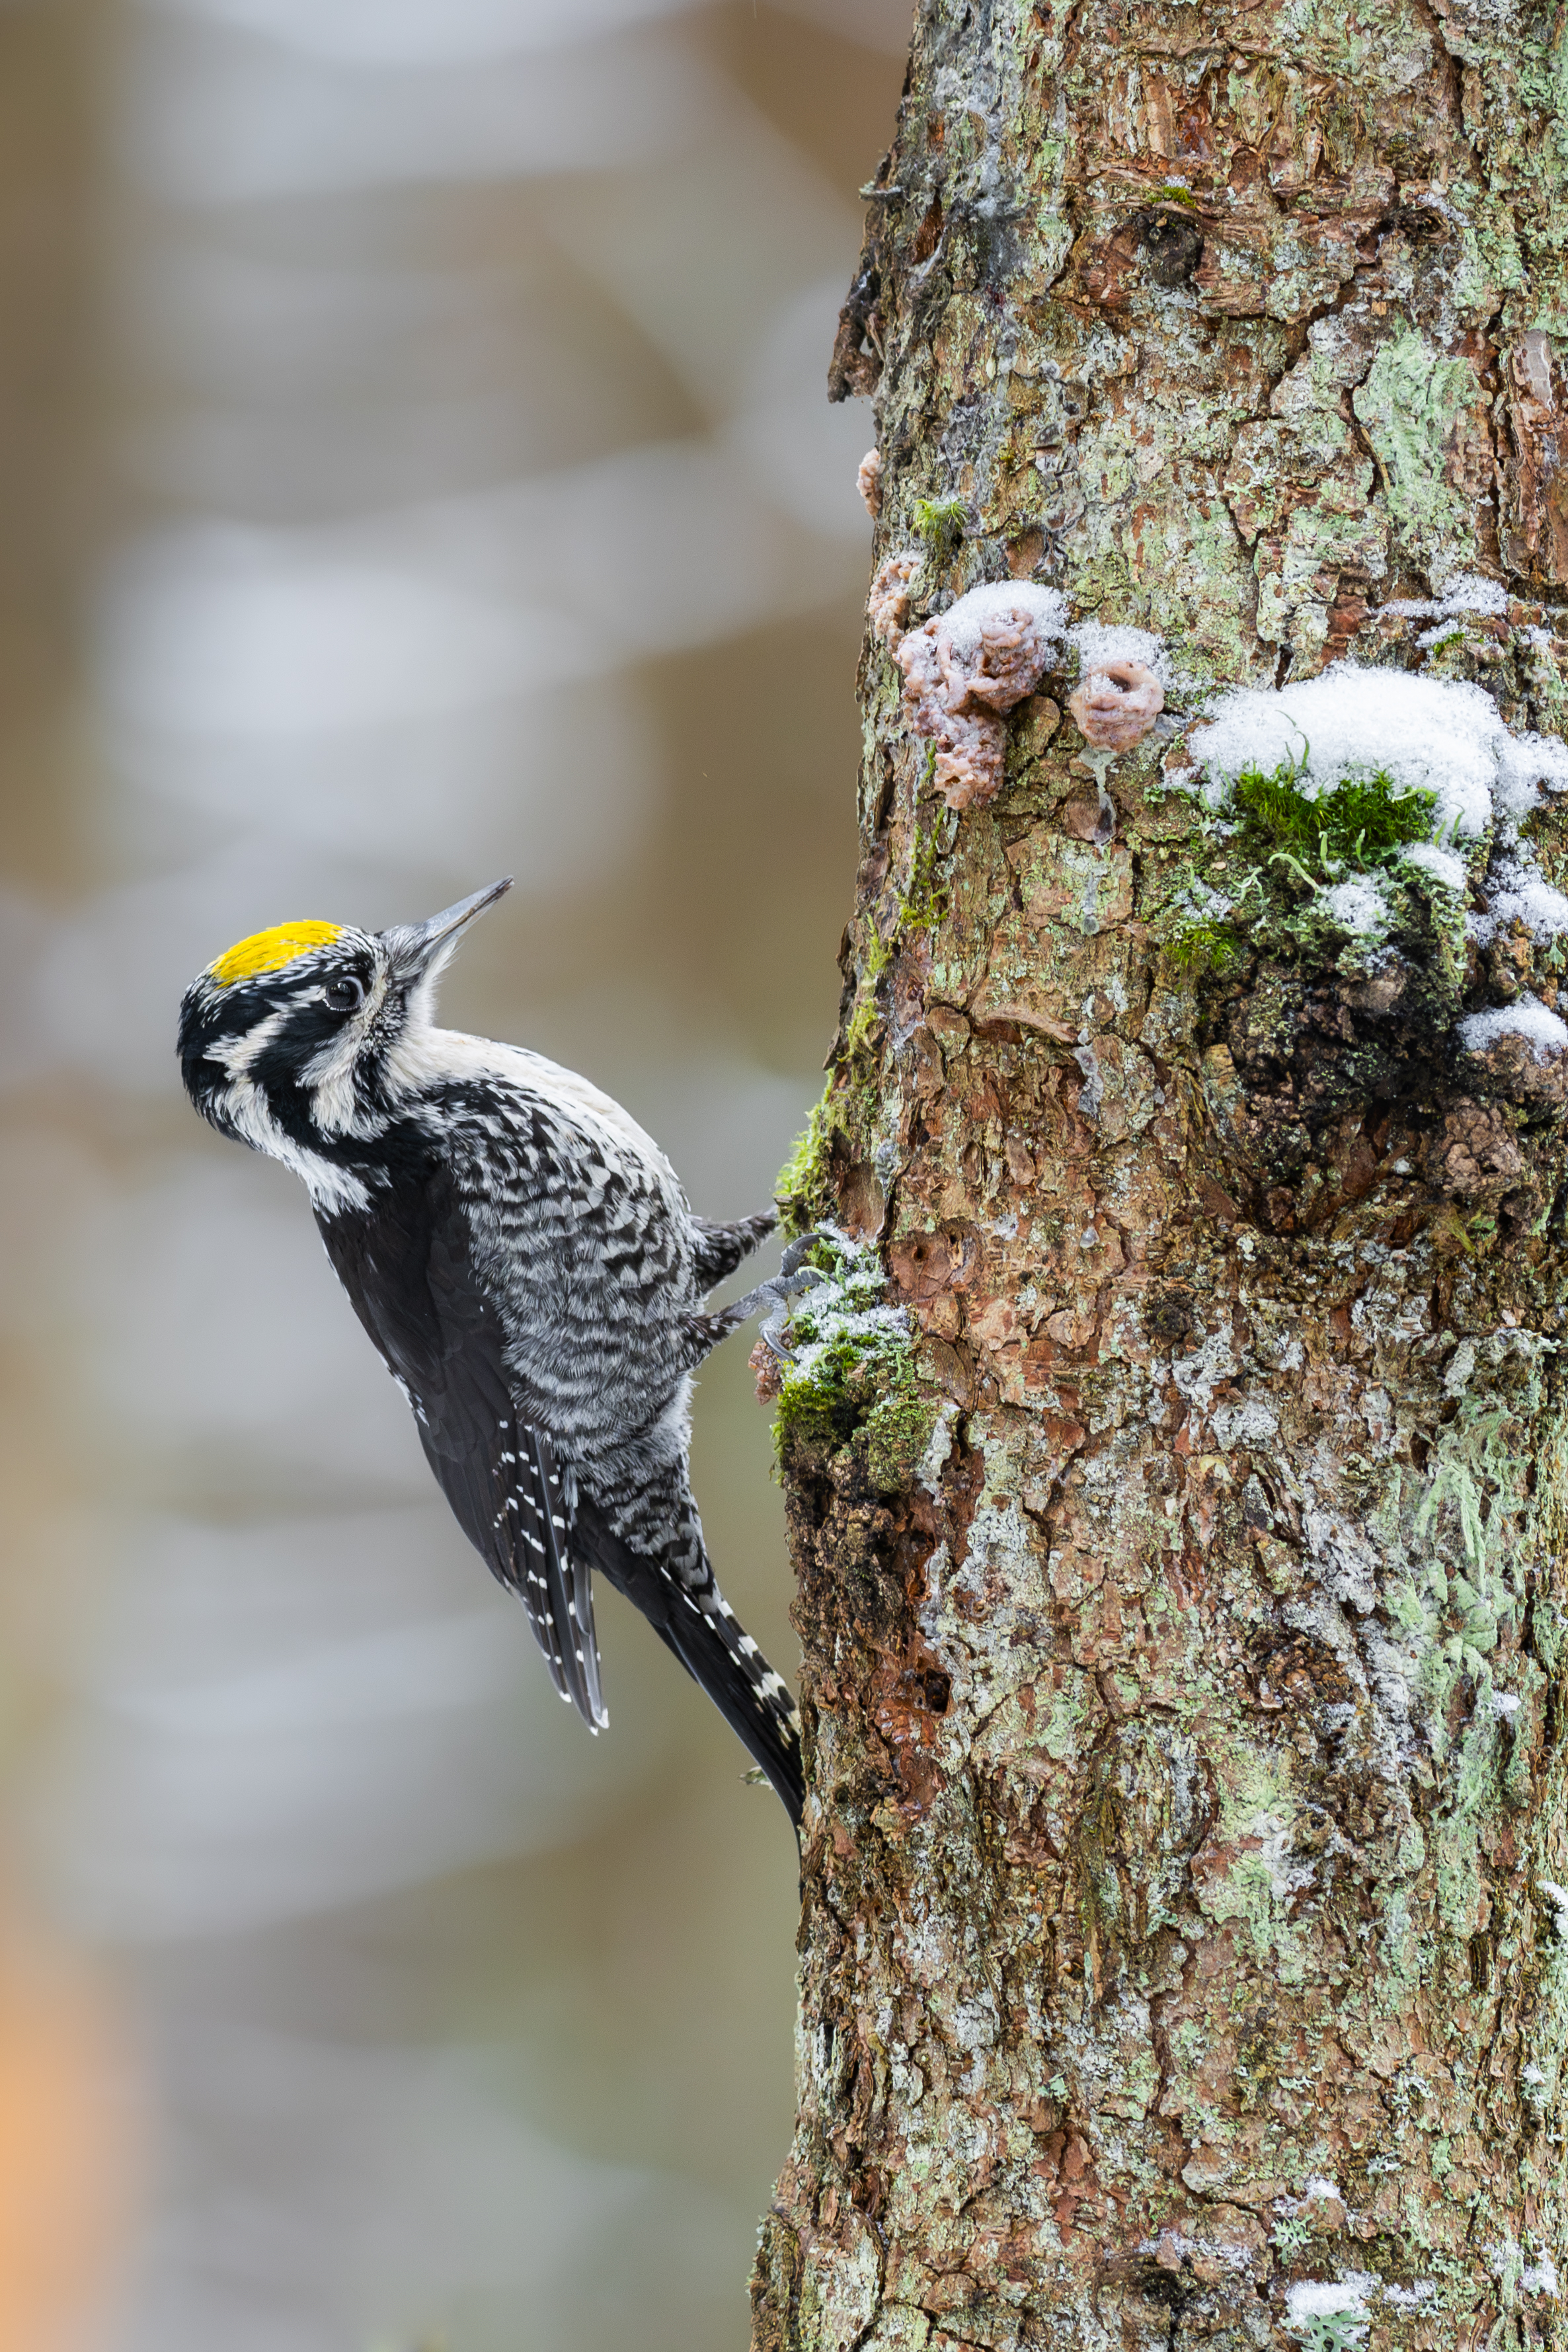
{"left": 1320, "top": 877, "right": 1386, "bottom": 935}
{"left": 941, "top": 580, "right": 1068, "bottom": 663}
{"left": 1458, "top": 996, "right": 1568, "bottom": 1063}
{"left": 1522, "top": 2253, "right": 1559, "bottom": 2298}
{"left": 1285, "top": 2275, "right": 1372, "bottom": 2339}
{"left": 1470, "top": 851, "right": 1568, "bottom": 943}
{"left": 1380, "top": 2281, "right": 1437, "bottom": 2313}
{"left": 1401, "top": 840, "right": 1467, "bottom": 892}
{"left": 1069, "top": 616, "right": 1171, "bottom": 687}
{"left": 1538, "top": 1880, "right": 1568, "bottom": 1941}
{"left": 1497, "top": 730, "right": 1568, "bottom": 820}
{"left": 1189, "top": 663, "right": 1568, "bottom": 841}
{"left": 1386, "top": 572, "right": 1510, "bottom": 619}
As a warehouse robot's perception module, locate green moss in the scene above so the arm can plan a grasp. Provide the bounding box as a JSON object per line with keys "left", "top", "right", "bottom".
{"left": 775, "top": 1328, "right": 885, "bottom": 1452}
{"left": 1169, "top": 915, "right": 1243, "bottom": 974}
{"left": 1161, "top": 748, "right": 1466, "bottom": 982}
{"left": 791, "top": 807, "right": 955, "bottom": 1212}
{"left": 775, "top": 1093, "right": 834, "bottom": 1237}
{"left": 899, "top": 816, "right": 950, "bottom": 934}
{"left": 910, "top": 495, "right": 966, "bottom": 572}
{"left": 771, "top": 1232, "right": 932, "bottom": 1492}
{"left": 776, "top": 831, "right": 937, "bottom": 1231}
{"left": 1232, "top": 756, "right": 1440, "bottom": 878}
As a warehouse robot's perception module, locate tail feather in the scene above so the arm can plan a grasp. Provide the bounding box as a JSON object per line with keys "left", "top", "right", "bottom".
{"left": 662, "top": 1585, "right": 804, "bottom": 1827}
{"left": 573, "top": 1494, "right": 804, "bottom": 1828}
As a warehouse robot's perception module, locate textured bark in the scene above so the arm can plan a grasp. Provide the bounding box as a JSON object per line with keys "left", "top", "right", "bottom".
{"left": 755, "top": 5, "right": 1568, "bottom": 2349}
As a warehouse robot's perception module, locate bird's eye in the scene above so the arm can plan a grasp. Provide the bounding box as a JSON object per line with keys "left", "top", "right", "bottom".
{"left": 323, "top": 974, "right": 366, "bottom": 1013}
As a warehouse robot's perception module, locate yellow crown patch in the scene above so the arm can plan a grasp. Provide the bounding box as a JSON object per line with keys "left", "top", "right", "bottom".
{"left": 210, "top": 921, "right": 344, "bottom": 988}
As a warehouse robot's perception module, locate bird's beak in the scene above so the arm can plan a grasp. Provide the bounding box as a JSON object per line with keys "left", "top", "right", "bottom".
{"left": 382, "top": 877, "right": 512, "bottom": 981}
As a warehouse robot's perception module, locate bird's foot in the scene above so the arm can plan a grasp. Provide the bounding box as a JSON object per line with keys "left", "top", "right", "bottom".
{"left": 778, "top": 1228, "right": 830, "bottom": 1278}
{"left": 755, "top": 1263, "right": 826, "bottom": 1360}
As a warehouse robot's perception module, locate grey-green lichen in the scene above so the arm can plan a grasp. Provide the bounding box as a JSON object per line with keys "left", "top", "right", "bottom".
{"left": 1353, "top": 325, "right": 1487, "bottom": 586}
{"left": 1290, "top": 2309, "right": 1368, "bottom": 2352}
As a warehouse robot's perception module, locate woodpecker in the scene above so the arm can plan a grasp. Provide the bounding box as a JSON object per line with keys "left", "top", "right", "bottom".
{"left": 177, "top": 879, "right": 811, "bottom": 1825}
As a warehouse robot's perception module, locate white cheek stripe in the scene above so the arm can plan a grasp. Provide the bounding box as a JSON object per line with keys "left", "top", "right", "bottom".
{"left": 208, "top": 1007, "right": 288, "bottom": 1078}
{"left": 216, "top": 1078, "right": 371, "bottom": 1216}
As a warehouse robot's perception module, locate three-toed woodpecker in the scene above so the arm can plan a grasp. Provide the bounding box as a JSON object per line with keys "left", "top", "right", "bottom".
{"left": 178, "top": 879, "right": 806, "bottom": 1824}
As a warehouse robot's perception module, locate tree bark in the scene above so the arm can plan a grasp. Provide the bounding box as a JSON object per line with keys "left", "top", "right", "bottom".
{"left": 754, "top": 4, "right": 1568, "bottom": 2348}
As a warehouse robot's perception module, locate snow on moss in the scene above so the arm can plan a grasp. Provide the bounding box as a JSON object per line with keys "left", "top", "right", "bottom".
{"left": 1400, "top": 840, "right": 1467, "bottom": 891}
{"left": 1458, "top": 998, "right": 1568, "bottom": 1062}
{"left": 1189, "top": 664, "right": 1568, "bottom": 841}
{"left": 1320, "top": 877, "right": 1388, "bottom": 935}
{"left": 771, "top": 1226, "right": 927, "bottom": 1490}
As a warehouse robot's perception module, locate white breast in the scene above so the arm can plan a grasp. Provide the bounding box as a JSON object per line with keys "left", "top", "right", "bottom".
{"left": 381, "top": 1023, "right": 684, "bottom": 1196}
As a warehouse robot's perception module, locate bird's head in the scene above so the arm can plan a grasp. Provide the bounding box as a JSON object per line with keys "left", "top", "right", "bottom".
{"left": 178, "top": 878, "right": 512, "bottom": 1187}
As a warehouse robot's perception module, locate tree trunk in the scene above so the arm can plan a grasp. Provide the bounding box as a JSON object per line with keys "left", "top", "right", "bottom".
{"left": 753, "top": 4, "right": 1568, "bottom": 2348}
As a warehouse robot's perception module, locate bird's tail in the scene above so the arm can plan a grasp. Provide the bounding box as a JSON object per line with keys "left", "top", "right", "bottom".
{"left": 573, "top": 1493, "right": 804, "bottom": 1828}
{"left": 659, "top": 1582, "right": 804, "bottom": 1828}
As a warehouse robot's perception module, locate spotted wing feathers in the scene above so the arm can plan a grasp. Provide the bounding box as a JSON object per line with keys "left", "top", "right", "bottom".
{"left": 498, "top": 1423, "right": 605, "bottom": 1729}
{"left": 315, "top": 1167, "right": 608, "bottom": 1732}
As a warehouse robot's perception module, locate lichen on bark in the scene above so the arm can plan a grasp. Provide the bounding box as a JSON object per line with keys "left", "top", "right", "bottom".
{"left": 756, "top": 3, "right": 1568, "bottom": 2347}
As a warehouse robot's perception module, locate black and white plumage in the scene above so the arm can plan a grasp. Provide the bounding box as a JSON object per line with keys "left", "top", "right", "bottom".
{"left": 177, "top": 881, "right": 807, "bottom": 1824}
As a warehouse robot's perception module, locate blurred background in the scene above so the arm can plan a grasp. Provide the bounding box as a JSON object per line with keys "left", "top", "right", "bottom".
{"left": 0, "top": 2, "right": 904, "bottom": 2344}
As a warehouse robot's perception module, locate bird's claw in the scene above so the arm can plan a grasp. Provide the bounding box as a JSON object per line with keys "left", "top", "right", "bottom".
{"left": 757, "top": 1263, "right": 825, "bottom": 1361}
{"left": 778, "top": 1228, "right": 829, "bottom": 1277}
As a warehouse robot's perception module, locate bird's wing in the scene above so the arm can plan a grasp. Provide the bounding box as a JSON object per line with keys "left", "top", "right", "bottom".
{"left": 317, "top": 1170, "right": 606, "bottom": 1731}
